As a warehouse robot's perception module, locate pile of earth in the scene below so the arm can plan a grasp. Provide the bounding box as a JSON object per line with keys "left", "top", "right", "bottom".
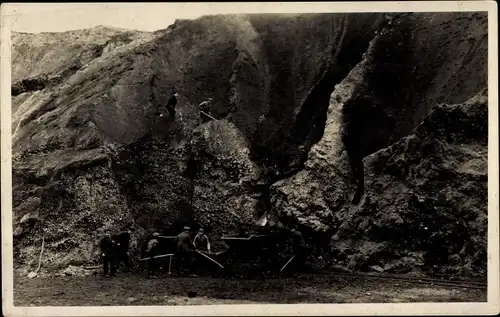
{"left": 11, "top": 12, "right": 487, "bottom": 276}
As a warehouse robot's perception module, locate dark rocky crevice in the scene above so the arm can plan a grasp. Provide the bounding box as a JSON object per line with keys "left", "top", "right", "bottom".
{"left": 341, "top": 15, "right": 416, "bottom": 204}
{"left": 249, "top": 22, "right": 384, "bottom": 218}
{"left": 237, "top": 20, "right": 384, "bottom": 225}
{"left": 251, "top": 56, "right": 365, "bottom": 184}
{"left": 12, "top": 75, "right": 58, "bottom": 96}
{"left": 12, "top": 53, "right": 94, "bottom": 97}
{"left": 291, "top": 37, "right": 375, "bottom": 176}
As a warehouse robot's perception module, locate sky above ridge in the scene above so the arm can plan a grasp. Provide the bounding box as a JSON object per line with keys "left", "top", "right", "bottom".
{"left": 1, "top": 2, "right": 490, "bottom": 33}
{"left": 2, "top": 2, "right": 336, "bottom": 33}
{"left": 3, "top": 3, "right": 216, "bottom": 33}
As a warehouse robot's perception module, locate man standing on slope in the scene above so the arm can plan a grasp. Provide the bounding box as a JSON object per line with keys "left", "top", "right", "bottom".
{"left": 198, "top": 97, "right": 213, "bottom": 124}
{"left": 176, "top": 226, "right": 196, "bottom": 276}
{"left": 164, "top": 91, "right": 179, "bottom": 119}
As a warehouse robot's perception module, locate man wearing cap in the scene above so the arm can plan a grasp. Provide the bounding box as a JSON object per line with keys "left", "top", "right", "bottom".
{"left": 113, "top": 226, "right": 135, "bottom": 273}
{"left": 166, "top": 92, "right": 179, "bottom": 118}
{"left": 100, "top": 230, "right": 117, "bottom": 277}
{"left": 193, "top": 227, "right": 211, "bottom": 253}
{"left": 199, "top": 97, "right": 213, "bottom": 124}
{"left": 145, "top": 232, "right": 160, "bottom": 278}
{"left": 290, "top": 228, "right": 308, "bottom": 272}
{"left": 176, "top": 226, "right": 196, "bottom": 276}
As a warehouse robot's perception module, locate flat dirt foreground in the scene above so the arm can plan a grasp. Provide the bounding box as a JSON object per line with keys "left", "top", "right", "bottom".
{"left": 14, "top": 273, "right": 486, "bottom": 306}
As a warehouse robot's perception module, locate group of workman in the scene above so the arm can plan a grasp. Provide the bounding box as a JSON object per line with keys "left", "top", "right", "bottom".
{"left": 100, "top": 225, "right": 308, "bottom": 278}
{"left": 144, "top": 226, "right": 211, "bottom": 278}
{"left": 99, "top": 226, "right": 212, "bottom": 278}
{"left": 157, "top": 91, "right": 213, "bottom": 124}
{"left": 99, "top": 92, "right": 308, "bottom": 278}
{"left": 99, "top": 226, "right": 136, "bottom": 277}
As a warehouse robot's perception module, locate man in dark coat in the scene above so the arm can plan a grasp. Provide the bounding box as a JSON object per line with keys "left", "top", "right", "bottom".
{"left": 100, "top": 230, "right": 117, "bottom": 277}
{"left": 165, "top": 92, "right": 179, "bottom": 118}
{"left": 290, "top": 228, "right": 308, "bottom": 272}
{"left": 113, "top": 226, "right": 135, "bottom": 272}
{"left": 176, "top": 226, "right": 196, "bottom": 276}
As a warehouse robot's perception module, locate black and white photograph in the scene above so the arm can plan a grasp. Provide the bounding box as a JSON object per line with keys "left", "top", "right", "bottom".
{"left": 1, "top": 2, "right": 498, "bottom": 316}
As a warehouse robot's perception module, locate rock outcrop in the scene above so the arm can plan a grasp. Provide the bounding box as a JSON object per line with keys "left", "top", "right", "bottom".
{"left": 270, "top": 12, "right": 487, "bottom": 273}
{"left": 11, "top": 12, "right": 488, "bottom": 275}
{"left": 332, "top": 89, "right": 488, "bottom": 275}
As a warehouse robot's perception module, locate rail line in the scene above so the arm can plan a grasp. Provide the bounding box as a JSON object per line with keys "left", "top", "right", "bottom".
{"left": 428, "top": 272, "right": 487, "bottom": 284}
{"left": 318, "top": 271, "right": 487, "bottom": 290}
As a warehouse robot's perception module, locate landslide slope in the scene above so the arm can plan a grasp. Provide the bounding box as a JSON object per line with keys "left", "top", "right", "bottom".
{"left": 11, "top": 13, "right": 488, "bottom": 275}
{"left": 12, "top": 26, "right": 158, "bottom": 269}
{"left": 12, "top": 13, "right": 385, "bottom": 270}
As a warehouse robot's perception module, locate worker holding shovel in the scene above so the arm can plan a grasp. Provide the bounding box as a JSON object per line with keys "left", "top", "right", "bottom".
{"left": 155, "top": 91, "right": 180, "bottom": 122}
{"left": 165, "top": 92, "right": 179, "bottom": 119}
{"left": 198, "top": 97, "right": 215, "bottom": 124}
{"left": 280, "top": 228, "right": 308, "bottom": 273}
{"left": 193, "top": 227, "right": 211, "bottom": 253}
{"left": 144, "top": 232, "right": 161, "bottom": 278}
{"left": 290, "top": 228, "right": 308, "bottom": 272}
{"left": 176, "top": 226, "right": 197, "bottom": 276}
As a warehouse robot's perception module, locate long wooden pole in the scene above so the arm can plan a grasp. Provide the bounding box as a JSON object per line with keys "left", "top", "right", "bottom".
{"left": 35, "top": 236, "right": 45, "bottom": 273}
{"left": 200, "top": 111, "right": 218, "bottom": 121}
{"left": 196, "top": 250, "right": 224, "bottom": 269}
{"left": 139, "top": 253, "right": 174, "bottom": 261}
{"left": 280, "top": 255, "right": 296, "bottom": 272}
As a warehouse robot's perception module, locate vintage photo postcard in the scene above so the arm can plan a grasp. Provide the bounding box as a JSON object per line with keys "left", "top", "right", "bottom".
{"left": 1, "top": 1, "right": 498, "bottom": 316}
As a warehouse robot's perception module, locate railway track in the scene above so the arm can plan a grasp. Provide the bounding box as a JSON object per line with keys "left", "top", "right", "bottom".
{"left": 318, "top": 271, "right": 487, "bottom": 290}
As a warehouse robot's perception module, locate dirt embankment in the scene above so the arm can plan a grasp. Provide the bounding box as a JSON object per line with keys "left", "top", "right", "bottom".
{"left": 11, "top": 13, "right": 488, "bottom": 275}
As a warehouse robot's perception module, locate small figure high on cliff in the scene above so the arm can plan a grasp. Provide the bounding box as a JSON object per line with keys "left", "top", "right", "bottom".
{"left": 154, "top": 91, "right": 179, "bottom": 122}
{"left": 164, "top": 91, "right": 179, "bottom": 119}
{"left": 199, "top": 97, "right": 216, "bottom": 124}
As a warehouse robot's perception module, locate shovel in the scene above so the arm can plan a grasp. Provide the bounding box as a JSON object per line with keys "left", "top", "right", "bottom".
{"left": 28, "top": 236, "right": 45, "bottom": 279}
{"left": 200, "top": 111, "right": 218, "bottom": 122}
{"left": 196, "top": 250, "right": 224, "bottom": 269}
{"left": 280, "top": 255, "right": 296, "bottom": 272}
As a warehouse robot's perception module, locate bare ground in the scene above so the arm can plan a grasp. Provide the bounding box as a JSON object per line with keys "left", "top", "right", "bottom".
{"left": 14, "top": 273, "right": 486, "bottom": 306}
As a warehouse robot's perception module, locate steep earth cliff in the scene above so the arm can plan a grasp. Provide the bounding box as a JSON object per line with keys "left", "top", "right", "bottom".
{"left": 331, "top": 89, "right": 488, "bottom": 275}
{"left": 11, "top": 12, "right": 488, "bottom": 275}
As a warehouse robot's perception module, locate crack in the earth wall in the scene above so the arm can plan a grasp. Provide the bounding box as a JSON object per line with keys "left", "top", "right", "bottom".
{"left": 341, "top": 14, "right": 416, "bottom": 204}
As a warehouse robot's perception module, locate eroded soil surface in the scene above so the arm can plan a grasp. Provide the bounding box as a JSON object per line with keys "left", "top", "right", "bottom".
{"left": 14, "top": 273, "right": 486, "bottom": 306}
